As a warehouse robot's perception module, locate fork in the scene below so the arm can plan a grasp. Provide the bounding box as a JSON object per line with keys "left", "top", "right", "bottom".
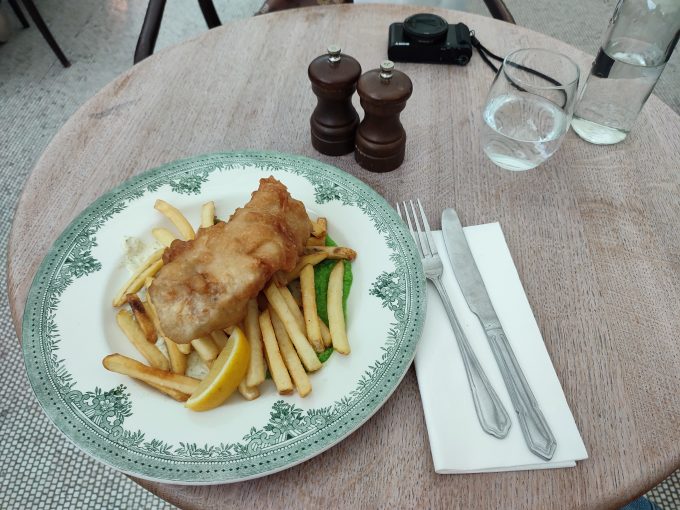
{"left": 399, "top": 199, "right": 511, "bottom": 439}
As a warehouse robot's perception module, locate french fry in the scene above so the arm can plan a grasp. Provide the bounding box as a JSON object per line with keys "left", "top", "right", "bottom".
{"left": 154, "top": 199, "right": 195, "bottom": 240}
{"left": 319, "top": 316, "right": 332, "bottom": 348}
{"left": 122, "top": 260, "right": 163, "bottom": 302}
{"left": 312, "top": 217, "right": 327, "bottom": 238}
{"left": 164, "top": 337, "right": 187, "bottom": 375}
{"left": 328, "top": 262, "right": 350, "bottom": 354}
{"left": 144, "top": 292, "right": 161, "bottom": 329}
{"left": 211, "top": 330, "right": 228, "bottom": 350}
{"left": 300, "top": 265, "right": 324, "bottom": 352}
{"left": 264, "top": 283, "right": 321, "bottom": 372}
{"left": 176, "top": 343, "right": 192, "bottom": 355}
{"left": 259, "top": 310, "right": 293, "bottom": 395}
{"left": 112, "top": 249, "right": 164, "bottom": 306}
{"left": 276, "top": 253, "right": 328, "bottom": 285}
{"left": 306, "top": 236, "right": 325, "bottom": 247}
{"left": 270, "top": 307, "right": 312, "bottom": 397}
{"left": 238, "top": 380, "right": 260, "bottom": 401}
{"left": 151, "top": 227, "right": 175, "bottom": 248}
{"left": 146, "top": 381, "right": 190, "bottom": 402}
{"left": 305, "top": 245, "right": 357, "bottom": 261}
{"left": 116, "top": 310, "right": 169, "bottom": 370}
{"left": 125, "top": 294, "right": 157, "bottom": 343}
{"left": 191, "top": 336, "right": 219, "bottom": 361}
{"left": 200, "top": 201, "right": 215, "bottom": 228}
{"left": 245, "top": 299, "right": 266, "bottom": 387}
{"left": 103, "top": 354, "right": 199, "bottom": 394}
{"left": 279, "top": 285, "right": 306, "bottom": 334}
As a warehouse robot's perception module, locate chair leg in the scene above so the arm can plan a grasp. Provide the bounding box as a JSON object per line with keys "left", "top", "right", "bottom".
{"left": 18, "top": 0, "right": 70, "bottom": 66}
{"left": 134, "top": 0, "right": 167, "bottom": 64}
{"left": 8, "top": 0, "right": 30, "bottom": 28}
{"left": 482, "top": 0, "right": 515, "bottom": 24}
{"left": 197, "top": 0, "right": 221, "bottom": 29}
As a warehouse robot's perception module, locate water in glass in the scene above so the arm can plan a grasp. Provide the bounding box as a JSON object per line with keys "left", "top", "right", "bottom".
{"left": 572, "top": 42, "right": 667, "bottom": 144}
{"left": 482, "top": 92, "right": 569, "bottom": 171}
{"left": 571, "top": 0, "right": 679, "bottom": 145}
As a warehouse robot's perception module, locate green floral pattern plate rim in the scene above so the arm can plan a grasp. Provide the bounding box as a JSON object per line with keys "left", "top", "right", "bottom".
{"left": 22, "top": 151, "right": 426, "bottom": 484}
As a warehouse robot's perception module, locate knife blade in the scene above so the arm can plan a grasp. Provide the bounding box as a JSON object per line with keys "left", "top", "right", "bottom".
{"left": 442, "top": 208, "right": 557, "bottom": 461}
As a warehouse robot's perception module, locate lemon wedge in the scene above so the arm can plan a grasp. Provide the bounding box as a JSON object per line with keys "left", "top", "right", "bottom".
{"left": 185, "top": 327, "right": 250, "bottom": 411}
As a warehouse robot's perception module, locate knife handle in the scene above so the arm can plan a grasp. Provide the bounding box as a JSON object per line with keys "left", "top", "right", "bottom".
{"left": 432, "top": 280, "right": 511, "bottom": 439}
{"left": 485, "top": 327, "right": 557, "bottom": 460}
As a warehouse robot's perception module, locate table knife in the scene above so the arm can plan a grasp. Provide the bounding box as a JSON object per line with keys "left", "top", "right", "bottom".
{"left": 441, "top": 208, "right": 557, "bottom": 461}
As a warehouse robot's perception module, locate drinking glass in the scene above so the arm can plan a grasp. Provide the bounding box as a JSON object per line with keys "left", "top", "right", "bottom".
{"left": 481, "top": 48, "right": 580, "bottom": 171}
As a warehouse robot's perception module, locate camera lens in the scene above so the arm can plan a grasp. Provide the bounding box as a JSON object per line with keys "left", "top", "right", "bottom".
{"left": 403, "top": 13, "right": 448, "bottom": 44}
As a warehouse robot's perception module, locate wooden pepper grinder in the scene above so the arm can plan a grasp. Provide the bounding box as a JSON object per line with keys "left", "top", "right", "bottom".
{"left": 308, "top": 45, "right": 362, "bottom": 156}
{"left": 355, "top": 61, "right": 413, "bottom": 172}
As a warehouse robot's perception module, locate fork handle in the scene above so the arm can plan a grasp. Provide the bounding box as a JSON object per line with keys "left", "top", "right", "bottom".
{"left": 432, "top": 279, "right": 511, "bottom": 439}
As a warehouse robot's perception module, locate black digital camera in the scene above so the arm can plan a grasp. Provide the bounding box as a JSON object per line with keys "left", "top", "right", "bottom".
{"left": 388, "top": 13, "right": 472, "bottom": 65}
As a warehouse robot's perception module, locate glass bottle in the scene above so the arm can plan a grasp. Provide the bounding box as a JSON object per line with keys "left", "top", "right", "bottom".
{"left": 571, "top": 0, "right": 680, "bottom": 144}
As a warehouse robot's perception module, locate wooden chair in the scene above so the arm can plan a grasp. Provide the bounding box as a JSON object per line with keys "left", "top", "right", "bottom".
{"left": 134, "top": 0, "right": 514, "bottom": 64}
{"left": 255, "top": 0, "right": 514, "bottom": 23}
{"left": 256, "top": 0, "right": 351, "bottom": 15}
{"left": 480, "top": 0, "right": 514, "bottom": 23}
{"left": 134, "top": 0, "right": 221, "bottom": 64}
{"left": 3, "top": 0, "right": 70, "bottom": 66}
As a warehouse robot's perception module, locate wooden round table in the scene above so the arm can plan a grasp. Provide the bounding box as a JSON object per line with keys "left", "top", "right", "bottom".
{"left": 9, "top": 5, "right": 680, "bottom": 509}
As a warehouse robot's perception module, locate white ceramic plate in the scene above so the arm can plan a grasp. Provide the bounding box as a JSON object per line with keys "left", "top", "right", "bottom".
{"left": 22, "top": 151, "right": 425, "bottom": 484}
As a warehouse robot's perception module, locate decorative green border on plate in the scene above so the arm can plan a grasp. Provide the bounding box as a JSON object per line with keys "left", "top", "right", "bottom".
{"left": 22, "top": 151, "right": 426, "bottom": 483}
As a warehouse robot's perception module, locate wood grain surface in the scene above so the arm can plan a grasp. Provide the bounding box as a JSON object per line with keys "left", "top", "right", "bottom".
{"left": 8, "top": 5, "right": 680, "bottom": 509}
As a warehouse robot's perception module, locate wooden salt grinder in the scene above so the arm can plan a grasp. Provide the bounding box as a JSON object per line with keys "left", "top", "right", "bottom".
{"left": 355, "top": 61, "right": 413, "bottom": 172}
{"left": 308, "top": 45, "right": 362, "bottom": 156}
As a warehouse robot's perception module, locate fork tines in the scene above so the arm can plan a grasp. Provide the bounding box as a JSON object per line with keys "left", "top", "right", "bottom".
{"left": 397, "top": 199, "right": 437, "bottom": 258}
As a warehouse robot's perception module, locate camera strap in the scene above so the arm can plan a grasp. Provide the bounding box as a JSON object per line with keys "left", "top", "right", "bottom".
{"left": 471, "top": 31, "right": 562, "bottom": 88}
{"left": 470, "top": 32, "right": 504, "bottom": 73}
{"left": 471, "top": 31, "right": 567, "bottom": 107}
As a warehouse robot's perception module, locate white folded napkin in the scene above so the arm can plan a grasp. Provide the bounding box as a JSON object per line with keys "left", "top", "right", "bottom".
{"left": 414, "top": 223, "right": 588, "bottom": 473}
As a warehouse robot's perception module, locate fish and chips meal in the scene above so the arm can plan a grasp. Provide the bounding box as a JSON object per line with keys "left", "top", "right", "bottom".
{"left": 103, "top": 177, "right": 356, "bottom": 411}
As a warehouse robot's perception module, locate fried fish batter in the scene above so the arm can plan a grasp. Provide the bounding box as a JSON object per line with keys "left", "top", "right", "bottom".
{"left": 149, "top": 177, "right": 311, "bottom": 343}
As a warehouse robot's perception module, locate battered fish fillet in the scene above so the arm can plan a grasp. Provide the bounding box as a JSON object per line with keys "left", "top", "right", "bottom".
{"left": 148, "top": 177, "right": 311, "bottom": 343}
